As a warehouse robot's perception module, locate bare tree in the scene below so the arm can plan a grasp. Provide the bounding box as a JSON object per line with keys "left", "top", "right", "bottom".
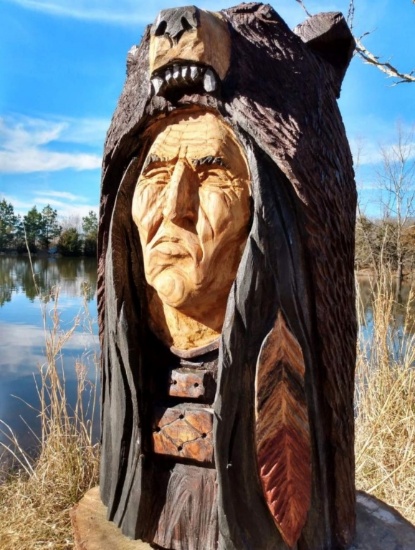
{"left": 378, "top": 125, "right": 415, "bottom": 292}
{"left": 59, "top": 214, "right": 82, "bottom": 232}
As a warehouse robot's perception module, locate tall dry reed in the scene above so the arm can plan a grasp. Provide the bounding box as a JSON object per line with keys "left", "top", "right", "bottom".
{"left": 0, "top": 286, "right": 100, "bottom": 550}
{"left": 355, "top": 269, "right": 415, "bottom": 523}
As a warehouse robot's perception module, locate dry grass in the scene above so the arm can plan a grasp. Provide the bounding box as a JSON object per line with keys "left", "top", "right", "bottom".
{"left": 2, "top": 260, "right": 415, "bottom": 548}
{"left": 0, "top": 287, "right": 100, "bottom": 550}
{"left": 355, "top": 269, "right": 415, "bottom": 523}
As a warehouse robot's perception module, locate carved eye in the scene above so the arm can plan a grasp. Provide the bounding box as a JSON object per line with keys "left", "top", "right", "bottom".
{"left": 198, "top": 167, "right": 228, "bottom": 185}
{"left": 140, "top": 167, "right": 170, "bottom": 184}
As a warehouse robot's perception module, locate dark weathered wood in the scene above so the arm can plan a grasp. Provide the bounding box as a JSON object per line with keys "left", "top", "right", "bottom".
{"left": 293, "top": 12, "right": 355, "bottom": 97}
{"left": 98, "top": 3, "right": 357, "bottom": 549}
{"left": 151, "top": 464, "right": 218, "bottom": 550}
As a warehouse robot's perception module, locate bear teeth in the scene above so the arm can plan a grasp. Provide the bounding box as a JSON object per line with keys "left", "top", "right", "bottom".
{"left": 151, "top": 63, "right": 218, "bottom": 96}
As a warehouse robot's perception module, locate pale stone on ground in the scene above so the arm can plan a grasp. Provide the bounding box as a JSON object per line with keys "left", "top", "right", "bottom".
{"left": 353, "top": 491, "right": 415, "bottom": 549}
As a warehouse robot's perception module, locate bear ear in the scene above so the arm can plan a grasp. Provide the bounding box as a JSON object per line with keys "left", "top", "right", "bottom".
{"left": 294, "top": 12, "right": 355, "bottom": 97}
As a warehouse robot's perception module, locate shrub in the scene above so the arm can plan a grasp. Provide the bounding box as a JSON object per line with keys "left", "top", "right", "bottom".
{"left": 58, "top": 228, "right": 82, "bottom": 256}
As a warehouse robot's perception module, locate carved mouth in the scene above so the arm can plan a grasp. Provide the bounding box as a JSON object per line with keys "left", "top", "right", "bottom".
{"left": 151, "top": 236, "right": 189, "bottom": 256}
{"left": 151, "top": 235, "right": 202, "bottom": 263}
{"left": 152, "top": 236, "right": 181, "bottom": 247}
{"left": 150, "top": 62, "right": 219, "bottom": 97}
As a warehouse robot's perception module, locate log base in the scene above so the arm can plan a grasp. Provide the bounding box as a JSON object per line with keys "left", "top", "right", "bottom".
{"left": 71, "top": 487, "right": 151, "bottom": 550}
{"left": 71, "top": 487, "right": 415, "bottom": 550}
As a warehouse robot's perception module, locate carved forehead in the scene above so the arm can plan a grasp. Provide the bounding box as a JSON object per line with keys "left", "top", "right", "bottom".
{"left": 146, "top": 111, "right": 246, "bottom": 161}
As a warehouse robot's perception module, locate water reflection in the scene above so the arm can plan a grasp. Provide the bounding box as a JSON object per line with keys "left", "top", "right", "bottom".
{"left": 358, "top": 276, "right": 415, "bottom": 333}
{"left": 357, "top": 275, "right": 415, "bottom": 372}
{"left": 1, "top": 257, "right": 414, "bottom": 455}
{"left": 0, "top": 255, "right": 99, "bottom": 453}
{"left": 0, "top": 255, "right": 97, "bottom": 306}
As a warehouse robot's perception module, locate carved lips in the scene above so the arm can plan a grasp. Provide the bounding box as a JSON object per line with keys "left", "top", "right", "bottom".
{"left": 151, "top": 237, "right": 195, "bottom": 259}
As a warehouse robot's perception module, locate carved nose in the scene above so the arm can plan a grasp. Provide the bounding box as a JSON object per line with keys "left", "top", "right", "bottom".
{"left": 162, "top": 161, "right": 197, "bottom": 224}
{"left": 152, "top": 6, "right": 199, "bottom": 44}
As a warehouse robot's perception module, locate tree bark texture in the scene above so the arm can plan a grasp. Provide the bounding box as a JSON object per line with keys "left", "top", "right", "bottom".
{"left": 98, "top": 3, "right": 357, "bottom": 549}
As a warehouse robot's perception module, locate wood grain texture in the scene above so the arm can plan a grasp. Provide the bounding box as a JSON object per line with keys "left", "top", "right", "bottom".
{"left": 152, "top": 464, "right": 218, "bottom": 550}
{"left": 98, "top": 3, "right": 357, "bottom": 548}
{"left": 293, "top": 12, "right": 355, "bottom": 98}
{"left": 131, "top": 110, "right": 251, "bottom": 352}
{"left": 168, "top": 367, "right": 216, "bottom": 401}
{"left": 256, "top": 311, "right": 311, "bottom": 548}
{"left": 149, "top": 9, "right": 231, "bottom": 80}
{"left": 152, "top": 406, "right": 214, "bottom": 464}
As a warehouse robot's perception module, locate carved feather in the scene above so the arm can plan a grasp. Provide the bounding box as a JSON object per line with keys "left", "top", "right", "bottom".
{"left": 255, "top": 311, "right": 311, "bottom": 548}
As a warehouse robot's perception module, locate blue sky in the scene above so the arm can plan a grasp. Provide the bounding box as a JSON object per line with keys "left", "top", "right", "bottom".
{"left": 0, "top": 0, "right": 414, "bottom": 220}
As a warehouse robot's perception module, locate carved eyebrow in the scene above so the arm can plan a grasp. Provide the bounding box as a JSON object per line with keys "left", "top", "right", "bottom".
{"left": 192, "top": 156, "right": 227, "bottom": 168}
{"left": 142, "top": 154, "right": 163, "bottom": 171}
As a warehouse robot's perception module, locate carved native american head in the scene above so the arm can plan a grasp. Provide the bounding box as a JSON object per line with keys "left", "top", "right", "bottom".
{"left": 98, "top": 4, "right": 357, "bottom": 550}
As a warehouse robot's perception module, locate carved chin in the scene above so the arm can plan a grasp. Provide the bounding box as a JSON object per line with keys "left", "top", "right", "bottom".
{"left": 152, "top": 272, "right": 189, "bottom": 308}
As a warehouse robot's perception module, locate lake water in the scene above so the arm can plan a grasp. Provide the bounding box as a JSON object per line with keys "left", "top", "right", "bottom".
{"left": 0, "top": 255, "right": 99, "bottom": 454}
{"left": 1, "top": 256, "right": 412, "bottom": 457}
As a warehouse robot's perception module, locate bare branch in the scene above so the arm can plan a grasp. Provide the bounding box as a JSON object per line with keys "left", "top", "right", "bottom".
{"left": 294, "top": 0, "right": 415, "bottom": 85}
{"left": 347, "top": 0, "right": 356, "bottom": 31}
{"left": 355, "top": 37, "right": 415, "bottom": 85}
{"left": 295, "top": 0, "right": 312, "bottom": 18}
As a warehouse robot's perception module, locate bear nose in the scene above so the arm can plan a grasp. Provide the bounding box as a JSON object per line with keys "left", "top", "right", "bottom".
{"left": 152, "top": 6, "right": 199, "bottom": 44}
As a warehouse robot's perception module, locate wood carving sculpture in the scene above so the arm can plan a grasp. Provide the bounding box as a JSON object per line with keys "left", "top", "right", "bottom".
{"left": 98, "top": 4, "right": 357, "bottom": 549}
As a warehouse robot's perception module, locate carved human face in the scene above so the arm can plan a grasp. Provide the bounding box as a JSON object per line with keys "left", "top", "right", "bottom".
{"left": 132, "top": 111, "right": 251, "bottom": 312}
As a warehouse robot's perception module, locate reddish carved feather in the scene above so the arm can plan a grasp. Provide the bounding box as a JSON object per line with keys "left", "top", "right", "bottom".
{"left": 255, "top": 311, "right": 311, "bottom": 548}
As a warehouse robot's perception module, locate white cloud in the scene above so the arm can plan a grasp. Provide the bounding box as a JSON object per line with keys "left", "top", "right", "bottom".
{"left": 35, "top": 190, "right": 87, "bottom": 202}
{"left": 2, "top": 192, "right": 98, "bottom": 219}
{"left": 348, "top": 118, "right": 415, "bottom": 168}
{"left": 0, "top": 320, "right": 98, "bottom": 379}
{"left": 3, "top": 0, "right": 310, "bottom": 27}
{"left": 350, "top": 137, "right": 415, "bottom": 167}
{"left": 4, "top": 0, "right": 227, "bottom": 24}
{"left": 0, "top": 150, "right": 101, "bottom": 173}
{"left": 0, "top": 115, "right": 105, "bottom": 174}
{"left": 56, "top": 204, "right": 99, "bottom": 220}
{"left": 55, "top": 117, "right": 109, "bottom": 147}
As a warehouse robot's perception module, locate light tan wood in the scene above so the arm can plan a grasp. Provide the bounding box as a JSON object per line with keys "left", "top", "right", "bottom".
{"left": 169, "top": 368, "right": 207, "bottom": 399}
{"left": 132, "top": 110, "right": 251, "bottom": 350}
{"left": 71, "top": 487, "right": 151, "bottom": 549}
{"left": 149, "top": 10, "right": 231, "bottom": 80}
{"left": 146, "top": 288, "right": 224, "bottom": 349}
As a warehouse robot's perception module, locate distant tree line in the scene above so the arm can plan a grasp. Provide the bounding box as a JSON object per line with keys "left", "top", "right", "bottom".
{"left": 4, "top": 198, "right": 415, "bottom": 272}
{"left": 0, "top": 200, "right": 98, "bottom": 257}
{"left": 355, "top": 124, "right": 415, "bottom": 294}
{"left": 355, "top": 215, "right": 415, "bottom": 276}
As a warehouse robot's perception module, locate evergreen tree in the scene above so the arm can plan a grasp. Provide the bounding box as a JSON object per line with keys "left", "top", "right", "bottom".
{"left": 82, "top": 210, "right": 98, "bottom": 257}
{"left": 0, "top": 199, "right": 18, "bottom": 251}
{"left": 23, "top": 206, "right": 43, "bottom": 252}
{"left": 58, "top": 227, "right": 82, "bottom": 256}
{"left": 39, "top": 204, "right": 61, "bottom": 249}
{"left": 82, "top": 211, "right": 98, "bottom": 236}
